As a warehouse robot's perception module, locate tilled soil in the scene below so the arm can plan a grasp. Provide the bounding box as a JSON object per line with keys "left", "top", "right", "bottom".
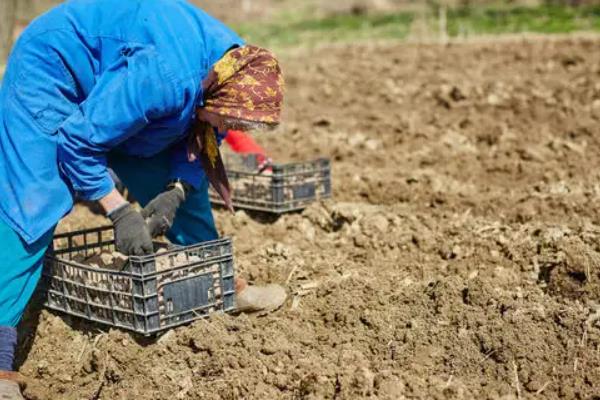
{"left": 17, "top": 36, "right": 600, "bottom": 399}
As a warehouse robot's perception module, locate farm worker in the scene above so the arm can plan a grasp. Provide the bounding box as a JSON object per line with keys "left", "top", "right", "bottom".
{"left": 0, "top": 0, "right": 286, "bottom": 397}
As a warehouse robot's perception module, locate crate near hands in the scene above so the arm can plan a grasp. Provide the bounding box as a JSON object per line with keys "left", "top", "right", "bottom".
{"left": 41, "top": 226, "right": 235, "bottom": 335}
{"left": 210, "top": 153, "right": 332, "bottom": 213}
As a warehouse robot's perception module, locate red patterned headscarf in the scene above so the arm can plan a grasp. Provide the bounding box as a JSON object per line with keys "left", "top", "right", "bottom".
{"left": 190, "top": 45, "right": 284, "bottom": 212}
{"left": 202, "top": 45, "right": 284, "bottom": 124}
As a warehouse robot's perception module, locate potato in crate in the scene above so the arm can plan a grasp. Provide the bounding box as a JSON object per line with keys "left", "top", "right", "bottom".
{"left": 210, "top": 153, "right": 332, "bottom": 213}
{"left": 41, "top": 226, "right": 235, "bottom": 335}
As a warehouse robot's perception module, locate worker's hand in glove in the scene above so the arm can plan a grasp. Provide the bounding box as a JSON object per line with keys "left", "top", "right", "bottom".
{"left": 141, "top": 183, "right": 187, "bottom": 237}
{"left": 108, "top": 204, "right": 154, "bottom": 255}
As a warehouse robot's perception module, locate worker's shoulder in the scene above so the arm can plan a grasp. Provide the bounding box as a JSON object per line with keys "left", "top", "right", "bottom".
{"left": 19, "top": 0, "right": 242, "bottom": 81}
{"left": 25, "top": 0, "right": 239, "bottom": 46}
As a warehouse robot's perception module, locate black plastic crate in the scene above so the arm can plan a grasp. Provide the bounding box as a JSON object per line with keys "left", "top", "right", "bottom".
{"left": 41, "top": 226, "right": 235, "bottom": 335}
{"left": 210, "top": 153, "right": 332, "bottom": 213}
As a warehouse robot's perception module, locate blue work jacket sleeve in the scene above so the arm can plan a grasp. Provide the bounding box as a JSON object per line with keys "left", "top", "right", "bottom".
{"left": 57, "top": 48, "right": 182, "bottom": 200}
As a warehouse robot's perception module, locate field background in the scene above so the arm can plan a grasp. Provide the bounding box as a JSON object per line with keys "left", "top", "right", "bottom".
{"left": 3, "top": 1, "right": 600, "bottom": 65}
{"left": 4, "top": 0, "right": 600, "bottom": 73}
{"left": 5, "top": 1, "right": 600, "bottom": 399}
{"left": 2, "top": 0, "right": 600, "bottom": 74}
{"left": 6, "top": 1, "right": 600, "bottom": 48}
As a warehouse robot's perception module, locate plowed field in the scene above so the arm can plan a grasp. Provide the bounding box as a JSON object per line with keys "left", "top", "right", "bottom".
{"left": 17, "top": 36, "right": 600, "bottom": 399}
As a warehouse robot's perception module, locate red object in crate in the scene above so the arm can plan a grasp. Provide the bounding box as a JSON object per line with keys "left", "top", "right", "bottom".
{"left": 225, "top": 130, "right": 272, "bottom": 171}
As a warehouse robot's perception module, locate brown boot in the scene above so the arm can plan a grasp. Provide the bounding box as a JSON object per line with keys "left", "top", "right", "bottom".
{"left": 0, "top": 372, "right": 24, "bottom": 400}
{"left": 235, "top": 278, "right": 287, "bottom": 313}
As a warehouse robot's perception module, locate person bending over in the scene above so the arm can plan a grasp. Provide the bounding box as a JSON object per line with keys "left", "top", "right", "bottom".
{"left": 0, "top": 1, "right": 286, "bottom": 397}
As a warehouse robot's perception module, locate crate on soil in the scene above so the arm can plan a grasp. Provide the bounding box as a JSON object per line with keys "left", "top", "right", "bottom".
{"left": 210, "top": 153, "right": 332, "bottom": 213}
{"left": 41, "top": 226, "right": 236, "bottom": 335}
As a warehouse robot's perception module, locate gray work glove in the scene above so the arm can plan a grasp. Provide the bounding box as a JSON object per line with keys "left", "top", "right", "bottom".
{"left": 141, "top": 185, "right": 186, "bottom": 237}
{"left": 108, "top": 204, "right": 154, "bottom": 255}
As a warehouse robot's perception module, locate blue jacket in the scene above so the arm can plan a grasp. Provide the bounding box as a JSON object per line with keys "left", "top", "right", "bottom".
{"left": 0, "top": 0, "right": 244, "bottom": 244}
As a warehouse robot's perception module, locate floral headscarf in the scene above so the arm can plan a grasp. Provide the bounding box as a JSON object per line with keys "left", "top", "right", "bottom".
{"left": 202, "top": 45, "right": 284, "bottom": 124}
{"left": 189, "top": 45, "right": 284, "bottom": 212}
